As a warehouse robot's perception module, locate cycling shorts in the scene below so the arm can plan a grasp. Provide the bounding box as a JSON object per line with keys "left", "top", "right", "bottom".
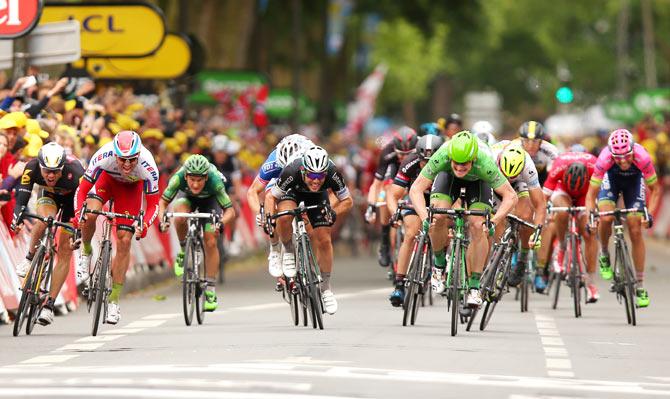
{"left": 430, "top": 172, "right": 494, "bottom": 210}
{"left": 173, "top": 193, "right": 222, "bottom": 233}
{"left": 277, "top": 190, "right": 334, "bottom": 228}
{"left": 37, "top": 190, "right": 75, "bottom": 225}
{"left": 87, "top": 171, "right": 144, "bottom": 233}
{"left": 552, "top": 185, "right": 587, "bottom": 207}
{"left": 597, "top": 170, "right": 646, "bottom": 209}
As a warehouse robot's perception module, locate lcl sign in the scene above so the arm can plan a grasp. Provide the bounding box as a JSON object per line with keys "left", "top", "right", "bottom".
{"left": 0, "top": 0, "right": 43, "bottom": 39}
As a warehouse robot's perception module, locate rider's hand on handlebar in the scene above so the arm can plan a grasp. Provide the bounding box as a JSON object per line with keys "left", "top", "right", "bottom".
{"left": 158, "top": 220, "right": 170, "bottom": 233}
{"left": 364, "top": 204, "right": 376, "bottom": 224}
{"left": 390, "top": 211, "right": 401, "bottom": 228}
{"left": 643, "top": 214, "right": 654, "bottom": 229}
{"left": 9, "top": 219, "right": 22, "bottom": 233}
{"left": 255, "top": 213, "right": 264, "bottom": 227}
{"left": 482, "top": 221, "right": 495, "bottom": 237}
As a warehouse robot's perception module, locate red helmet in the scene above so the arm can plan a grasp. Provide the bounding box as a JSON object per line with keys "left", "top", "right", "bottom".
{"left": 392, "top": 126, "right": 418, "bottom": 152}
{"left": 113, "top": 130, "right": 141, "bottom": 158}
{"left": 564, "top": 162, "right": 588, "bottom": 196}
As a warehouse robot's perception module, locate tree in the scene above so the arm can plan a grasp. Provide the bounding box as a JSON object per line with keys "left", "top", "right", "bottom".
{"left": 370, "top": 18, "right": 449, "bottom": 125}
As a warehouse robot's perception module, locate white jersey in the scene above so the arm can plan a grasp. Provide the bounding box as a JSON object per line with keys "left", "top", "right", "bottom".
{"left": 492, "top": 140, "right": 540, "bottom": 192}
{"left": 512, "top": 138, "right": 558, "bottom": 174}
{"left": 85, "top": 142, "right": 160, "bottom": 194}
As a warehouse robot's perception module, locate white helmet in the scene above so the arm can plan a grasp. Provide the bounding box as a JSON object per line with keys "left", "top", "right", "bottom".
{"left": 471, "top": 120, "right": 496, "bottom": 146}
{"left": 277, "top": 134, "right": 310, "bottom": 167}
{"left": 302, "top": 146, "right": 329, "bottom": 173}
{"left": 212, "top": 135, "right": 229, "bottom": 153}
{"left": 38, "top": 142, "right": 66, "bottom": 170}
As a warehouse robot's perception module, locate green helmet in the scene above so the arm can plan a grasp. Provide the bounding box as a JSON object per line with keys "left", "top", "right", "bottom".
{"left": 184, "top": 154, "right": 210, "bottom": 176}
{"left": 448, "top": 130, "right": 478, "bottom": 163}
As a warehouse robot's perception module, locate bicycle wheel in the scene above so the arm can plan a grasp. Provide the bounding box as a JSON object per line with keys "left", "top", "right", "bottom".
{"left": 195, "top": 241, "right": 207, "bottom": 325}
{"left": 520, "top": 270, "right": 529, "bottom": 313}
{"left": 304, "top": 239, "right": 323, "bottom": 330}
{"left": 621, "top": 243, "right": 637, "bottom": 326}
{"left": 91, "top": 241, "right": 111, "bottom": 336}
{"left": 450, "top": 241, "right": 461, "bottom": 337}
{"left": 27, "top": 252, "right": 54, "bottom": 335}
{"left": 182, "top": 238, "right": 196, "bottom": 326}
{"left": 570, "top": 237, "right": 581, "bottom": 318}
{"left": 479, "top": 246, "right": 512, "bottom": 331}
{"left": 411, "top": 243, "right": 431, "bottom": 325}
{"left": 402, "top": 236, "right": 422, "bottom": 326}
{"left": 13, "top": 246, "right": 45, "bottom": 337}
{"left": 288, "top": 280, "right": 299, "bottom": 326}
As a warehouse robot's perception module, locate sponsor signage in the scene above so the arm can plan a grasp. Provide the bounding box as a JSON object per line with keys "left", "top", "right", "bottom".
{"left": 189, "top": 70, "right": 269, "bottom": 104}
{"left": 0, "top": 0, "right": 42, "bottom": 38}
{"left": 40, "top": 1, "right": 165, "bottom": 57}
{"left": 86, "top": 33, "right": 190, "bottom": 79}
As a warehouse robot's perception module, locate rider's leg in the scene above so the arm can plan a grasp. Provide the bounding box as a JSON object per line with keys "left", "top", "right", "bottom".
{"left": 429, "top": 197, "right": 451, "bottom": 268}
{"left": 109, "top": 229, "right": 133, "bottom": 303}
{"left": 48, "top": 228, "right": 74, "bottom": 300}
{"left": 276, "top": 199, "right": 298, "bottom": 252}
{"left": 626, "top": 214, "right": 645, "bottom": 284}
{"left": 378, "top": 185, "right": 392, "bottom": 266}
{"left": 80, "top": 197, "right": 103, "bottom": 254}
{"left": 204, "top": 231, "right": 220, "bottom": 281}
{"left": 466, "top": 215, "right": 488, "bottom": 288}
{"left": 579, "top": 214, "right": 598, "bottom": 279}
{"left": 264, "top": 188, "right": 281, "bottom": 250}
{"left": 396, "top": 214, "right": 420, "bottom": 279}
{"left": 312, "top": 226, "right": 334, "bottom": 290}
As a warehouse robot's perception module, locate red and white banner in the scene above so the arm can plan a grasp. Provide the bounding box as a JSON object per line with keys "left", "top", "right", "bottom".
{"left": 344, "top": 63, "right": 387, "bottom": 142}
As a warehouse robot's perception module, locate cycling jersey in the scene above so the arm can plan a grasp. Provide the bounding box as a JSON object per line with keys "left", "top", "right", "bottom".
{"left": 420, "top": 140, "right": 507, "bottom": 190}
{"left": 271, "top": 158, "right": 350, "bottom": 201}
{"left": 512, "top": 138, "right": 558, "bottom": 183}
{"left": 14, "top": 157, "right": 84, "bottom": 222}
{"left": 590, "top": 143, "right": 657, "bottom": 186}
{"left": 75, "top": 142, "right": 160, "bottom": 233}
{"left": 543, "top": 152, "right": 597, "bottom": 205}
{"left": 374, "top": 142, "right": 401, "bottom": 181}
{"left": 393, "top": 153, "right": 422, "bottom": 189}
{"left": 162, "top": 164, "right": 232, "bottom": 209}
{"left": 491, "top": 140, "right": 540, "bottom": 193}
{"left": 256, "top": 149, "right": 282, "bottom": 185}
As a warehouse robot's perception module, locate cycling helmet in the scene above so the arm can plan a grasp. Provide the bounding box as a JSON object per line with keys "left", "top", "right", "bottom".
{"left": 446, "top": 113, "right": 463, "bottom": 126}
{"left": 564, "top": 162, "right": 588, "bottom": 195}
{"left": 518, "top": 121, "right": 545, "bottom": 140}
{"left": 212, "top": 135, "right": 229, "bottom": 153}
{"left": 302, "top": 146, "right": 329, "bottom": 173}
{"left": 392, "top": 126, "right": 418, "bottom": 152}
{"left": 419, "top": 122, "right": 440, "bottom": 137}
{"left": 607, "top": 128, "right": 634, "bottom": 156}
{"left": 184, "top": 154, "right": 210, "bottom": 176}
{"left": 471, "top": 120, "right": 496, "bottom": 146}
{"left": 498, "top": 145, "right": 526, "bottom": 178}
{"left": 416, "top": 135, "right": 444, "bottom": 160}
{"left": 113, "top": 130, "right": 141, "bottom": 158}
{"left": 448, "top": 131, "right": 478, "bottom": 163}
{"left": 38, "top": 142, "right": 66, "bottom": 171}
{"left": 277, "top": 134, "right": 310, "bottom": 167}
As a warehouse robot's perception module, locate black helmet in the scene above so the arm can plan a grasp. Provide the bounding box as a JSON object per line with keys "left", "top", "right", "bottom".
{"left": 392, "top": 126, "right": 418, "bottom": 152}
{"left": 564, "top": 162, "right": 588, "bottom": 195}
{"left": 416, "top": 135, "right": 444, "bottom": 160}
{"left": 519, "top": 121, "right": 546, "bottom": 140}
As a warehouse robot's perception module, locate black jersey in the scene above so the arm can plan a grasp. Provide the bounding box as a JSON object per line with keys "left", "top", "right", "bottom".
{"left": 271, "top": 158, "right": 350, "bottom": 201}
{"left": 14, "top": 157, "right": 84, "bottom": 218}
{"left": 393, "top": 153, "right": 422, "bottom": 189}
{"left": 374, "top": 142, "right": 400, "bottom": 180}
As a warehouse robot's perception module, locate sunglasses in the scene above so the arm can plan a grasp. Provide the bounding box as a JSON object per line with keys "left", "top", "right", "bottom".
{"left": 118, "top": 156, "right": 139, "bottom": 165}
{"left": 395, "top": 150, "right": 413, "bottom": 156}
{"left": 305, "top": 171, "right": 327, "bottom": 180}
{"left": 612, "top": 152, "right": 633, "bottom": 160}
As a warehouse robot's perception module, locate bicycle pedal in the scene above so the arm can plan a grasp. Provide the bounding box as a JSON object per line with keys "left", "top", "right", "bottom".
{"left": 274, "top": 283, "right": 283, "bottom": 292}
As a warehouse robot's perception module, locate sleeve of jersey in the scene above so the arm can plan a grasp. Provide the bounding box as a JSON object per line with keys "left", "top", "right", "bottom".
{"left": 590, "top": 150, "right": 612, "bottom": 185}
{"left": 542, "top": 164, "right": 562, "bottom": 196}
{"left": 635, "top": 148, "right": 658, "bottom": 185}
{"left": 420, "top": 146, "right": 448, "bottom": 180}
{"left": 161, "top": 173, "right": 183, "bottom": 203}
{"left": 142, "top": 155, "right": 160, "bottom": 194}
{"left": 143, "top": 192, "right": 160, "bottom": 228}
{"left": 75, "top": 176, "right": 94, "bottom": 211}
{"left": 270, "top": 169, "right": 290, "bottom": 199}
{"left": 374, "top": 157, "right": 388, "bottom": 180}
{"left": 83, "top": 146, "right": 106, "bottom": 183}
{"left": 257, "top": 156, "right": 278, "bottom": 184}
{"left": 13, "top": 166, "right": 36, "bottom": 219}
{"left": 212, "top": 173, "right": 233, "bottom": 209}
{"left": 329, "top": 170, "right": 350, "bottom": 201}
{"left": 523, "top": 155, "right": 541, "bottom": 189}
{"left": 393, "top": 159, "right": 413, "bottom": 188}
{"left": 486, "top": 161, "right": 507, "bottom": 190}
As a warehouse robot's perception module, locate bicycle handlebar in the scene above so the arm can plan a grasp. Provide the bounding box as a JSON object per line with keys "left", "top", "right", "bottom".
{"left": 16, "top": 207, "right": 75, "bottom": 233}
{"left": 430, "top": 207, "right": 490, "bottom": 217}
{"left": 547, "top": 206, "right": 587, "bottom": 214}
{"left": 594, "top": 207, "right": 647, "bottom": 218}
{"left": 269, "top": 203, "right": 329, "bottom": 221}
{"left": 506, "top": 214, "right": 537, "bottom": 230}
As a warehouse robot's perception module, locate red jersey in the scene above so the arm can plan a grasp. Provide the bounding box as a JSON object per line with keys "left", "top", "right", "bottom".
{"left": 543, "top": 152, "right": 597, "bottom": 199}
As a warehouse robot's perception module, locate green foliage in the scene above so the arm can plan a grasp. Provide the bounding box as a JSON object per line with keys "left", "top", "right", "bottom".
{"left": 370, "top": 19, "right": 450, "bottom": 103}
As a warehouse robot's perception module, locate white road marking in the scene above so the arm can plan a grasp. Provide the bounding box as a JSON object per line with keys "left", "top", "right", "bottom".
{"left": 547, "top": 370, "right": 575, "bottom": 378}
{"left": 124, "top": 320, "right": 167, "bottom": 328}
{"left": 545, "top": 358, "right": 572, "bottom": 370}
{"left": 540, "top": 337, "right": 565, "bottom": 346}
{"left": 20, "top": 355, "right": 78, "bottom": 364}
{"left": 55, "top": 343, "right": 105, "bottom": 352}
{"left": 534, "top": 313, "right": 574, "bottom": 378}
{"left": 542, "top": 347, "right": 568, "bottom": 357}
{"left": 102, "top": 328, "right": 144, "bottom": 334}
{"left": 0, "top": 388, "right": 354, "bottom": 399}
{"left": 537, "top": 328, "right": 559, "bottom": 337}
{"left": 141, "top": 313, "right": 180, "bottom": 320}
{"left": 75, "top": 335, "right": 124, "bottom": 343}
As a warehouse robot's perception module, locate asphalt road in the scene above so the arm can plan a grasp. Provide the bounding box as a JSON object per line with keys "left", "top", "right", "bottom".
{"left": 1, "top": 239, "right": 670, "bottom": 399}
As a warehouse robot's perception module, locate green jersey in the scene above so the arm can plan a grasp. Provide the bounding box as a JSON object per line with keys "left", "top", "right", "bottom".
{"left": 161, "top": 164, "right": 232, "bottom": 208}
{"left": 420, "top": 140, "right": 507, "bottom": 190}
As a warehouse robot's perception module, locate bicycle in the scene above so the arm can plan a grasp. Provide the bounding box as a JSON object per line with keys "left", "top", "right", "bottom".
{"left": 163, "top": 211, "right": 221, "bottom": 326}
{"left": 78, "top": 202, "right": 143, "bottom": 336}
{"left": 392, "top": 201, "right": 433, "bottom": 327}
{"left": 268, "top": 202, "right": 329, "bottom": 330}
{"left": 590, "top": 207, "right": 649, "bottom": 326}
{"left": 12, "top": 207, "right": 74, "bottom": 337}
{"left": 430, "top": 189, "right": 491, "bottom": 337}
{"left": 546, "top": 206, "right": 586, "bottom": 318}
{"left": 479, "top": 214, "right": 538, "bottom": 331}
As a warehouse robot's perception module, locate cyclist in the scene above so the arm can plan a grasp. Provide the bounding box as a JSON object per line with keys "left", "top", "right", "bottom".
{"left": 158, "top": 154, "right": 236, "bottom": 311}
{"left": 489, "top": 141, "right": 546, "bottom": 288}
{"left": 513, "top": 121, "right": 558, "bottom": 185}
{"left": 365, "top": 127, "right": 417, "bottom": 268}
{"left": 409, "top": 131, "right": 517, "bottom": 306}
{"left": 437, "top": 113, "right": 463, "bottom": 139}
{"left": 585, "top": 129, "right": 660, "bottom": 308}
{"left": 74, "top": 130, "right": 160, "bottom": 325}
{"left": 268, "top": 146, "right": 353, "bottom": 315}
{"left": 387, "top": 135, "right": 444, "bottom": 306}
{"left": 246, "top": 134, "right": 311, "bottom": 277}
{"left": 11, "top": 142, "right": 84, "bottom": 326}
{"left": 540, "top": 151, "right": 600, "bottom": 302}
{"left": 471, "top": 120, "right": 497, "bottom": 147}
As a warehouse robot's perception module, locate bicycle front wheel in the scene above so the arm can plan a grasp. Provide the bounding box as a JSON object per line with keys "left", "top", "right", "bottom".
{"left": 13, "top": 246, "right": 45, "bottom": 337}
{"left": 91, "top": 241, "right": 111, "bottom": 336}
{"left": 27, "top": 252, "right": 54, "bottom": 335}
{"left": 182, "top": 238, "right": 196, "bottom": 326}
{"left": 570, "top": 237, "right": 582, "bottom": 318}
{"left": 303, "top": 238, "right": 323, "bottom": 330}
{"left": 621, "top": 243, "right": 637, "bottom": 326}
{"left": 195, "top": 241, "right": 207, "bottom": 325}
{"left": 450, "top": 242, "right": 461, "bottom": 337}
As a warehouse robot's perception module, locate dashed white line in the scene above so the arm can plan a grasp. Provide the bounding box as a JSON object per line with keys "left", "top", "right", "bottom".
{"left": 534, "top": 313, "right": 574, "bottom": 378}
{"left": 102, "top": 328, "right": 145, "bottom": 334}
{"left": 55, "top": 343, "right": 105, "bottom": 352}
{"left": 545, "top": 358, "right": 572, "bottom": 370}
{"left": 20, "top": 355, "right": 78, "bottom": 364}
{"left": 75, "top": 335, "right": 124, "bottom": 343}
{"left": 124, "top": 320, "right": 167, "bottom": 329}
